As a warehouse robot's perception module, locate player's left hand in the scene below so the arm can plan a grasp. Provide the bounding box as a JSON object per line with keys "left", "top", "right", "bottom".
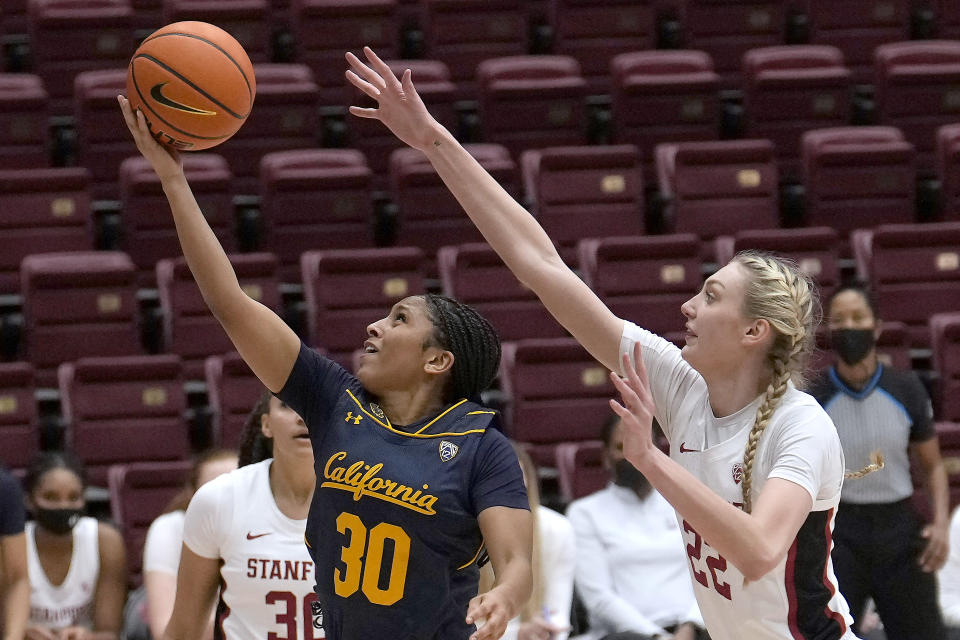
{"left": 609, "top": 342, "right": 657, "bottom": 470}
{"left": 56, "top": 626, "right": 90, "bottom": 640}
{"left": 466, "top": 587, "right": 513, "bottom": 640}
{"left": 919, "top": 520, "right": 949, "bottom": 572}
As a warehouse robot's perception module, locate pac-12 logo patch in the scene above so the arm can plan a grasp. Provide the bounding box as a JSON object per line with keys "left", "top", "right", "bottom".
{"left": 732, "top": 462, "right": 743, "bottom": 485}
{"left": 439, "top": 440, "right": 459, "bottom": 462}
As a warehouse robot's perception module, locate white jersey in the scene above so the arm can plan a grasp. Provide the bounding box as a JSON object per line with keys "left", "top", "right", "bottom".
{"left": 621, "top": 322, "right": 857, "bottom": 640}
{"left": 183, "top": 459, "right": 322, "bottom": 639}
{"left": 26, "top": 516, "right": 99, "bottom": 630}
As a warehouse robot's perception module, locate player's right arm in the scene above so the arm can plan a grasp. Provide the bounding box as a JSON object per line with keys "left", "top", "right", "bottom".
{"left": 161, "top": 546, "right": 221, "bottom": 640}
{"left": 346, "top": 49, "right": 625, "bottom": 371}
{"left": 118, "top": 96, "right": 299, "bottom": 393}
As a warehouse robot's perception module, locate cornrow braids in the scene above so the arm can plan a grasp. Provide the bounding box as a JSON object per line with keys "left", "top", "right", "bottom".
{"left": 421, "top": 294, "right": 502, "bottom": 403}
{"left": 238, "top": 390, "right": 274, "bottom": 467}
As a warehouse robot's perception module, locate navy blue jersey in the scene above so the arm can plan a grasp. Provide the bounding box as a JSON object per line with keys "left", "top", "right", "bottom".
{"left": 279, "top": 342, "right": 529, "bottom": 640}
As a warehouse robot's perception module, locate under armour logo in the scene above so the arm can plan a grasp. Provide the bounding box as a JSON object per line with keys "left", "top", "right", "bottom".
{"left": 345, "top": 412, "right": 363, "bottom": 425}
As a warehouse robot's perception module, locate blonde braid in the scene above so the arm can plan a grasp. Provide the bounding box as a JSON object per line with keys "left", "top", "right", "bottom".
{"left": 741, "top": 357, "right": 792, "bottom": 513}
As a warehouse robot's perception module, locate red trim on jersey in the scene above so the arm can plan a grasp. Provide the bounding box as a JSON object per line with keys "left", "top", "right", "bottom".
{"left": 784, "top": 537, "right": 804, "bottom": 639}
{"left": 821, "top": 509, "right": 848, "bottom": 634}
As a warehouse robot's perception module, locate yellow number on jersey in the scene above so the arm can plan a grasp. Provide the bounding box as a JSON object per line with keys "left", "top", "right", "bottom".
{"left": 334, "top": 512, "right": 411, "bottom": 606}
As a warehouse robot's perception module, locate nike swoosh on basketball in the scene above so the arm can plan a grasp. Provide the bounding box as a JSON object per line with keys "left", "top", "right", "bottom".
{"left": 246, "top": 531, "right": 272, "bottom": 540}
{"left": 679, "top": 442, "right": 699, "bottom": 453}
{"left": 149, "top": 82, "right": 218, "bottom": 115}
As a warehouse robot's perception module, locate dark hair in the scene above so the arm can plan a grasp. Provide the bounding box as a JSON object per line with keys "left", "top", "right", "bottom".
{"left": 24, "top": 451, "right": 87, "bottom": 495}
{"left": 825, "top": 280, "right": 878, "bottom": 320}
{"left": 600, "top": 413, "right": 621, "bottom": 448}
{"left": 164, "top": 448, "right": 238, "bottom": 513}
{"left": 421, "top": 294, "right": 502, "bottom": 403}
{"left": 238, "top": 390, "right": 274, "bottom": 467}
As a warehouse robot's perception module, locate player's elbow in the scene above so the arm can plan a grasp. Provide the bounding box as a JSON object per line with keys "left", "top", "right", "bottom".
{"left": 738, "top": 544, "right": 781, "bottom": 582}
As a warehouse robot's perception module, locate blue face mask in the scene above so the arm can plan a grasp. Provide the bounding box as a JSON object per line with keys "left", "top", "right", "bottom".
{"left": 830, "top": 328, "right": 875, "bottom": 366}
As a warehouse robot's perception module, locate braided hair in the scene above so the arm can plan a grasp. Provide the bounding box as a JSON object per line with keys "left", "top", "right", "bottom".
{"left": 237, "top": 390, "right": 274, "bottom": 467}
{"left": 733, "top": 251, "right": 819, "bottom": 513}
{"left": 421, "top": 294, "right": 502, "bottom": 403}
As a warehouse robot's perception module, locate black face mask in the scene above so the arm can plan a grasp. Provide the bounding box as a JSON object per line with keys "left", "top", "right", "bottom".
{"left": 830, "top": 328, "right": 876, "bottom": 366}
{"left": 34, "top": 507, "right": 83, "bottom": 535}
{"left": 614, "top": 459, "right": 650, "bottom": 493}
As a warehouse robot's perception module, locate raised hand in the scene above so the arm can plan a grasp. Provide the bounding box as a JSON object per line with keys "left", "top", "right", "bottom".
{"left": 117, "top": 95, "right": 183, "bottom": 181}
{"left": 345, "top": 46, "right": 443, "bottom": 152}
{"left": 608, "top": 342, "right": 657, "bottom": 469}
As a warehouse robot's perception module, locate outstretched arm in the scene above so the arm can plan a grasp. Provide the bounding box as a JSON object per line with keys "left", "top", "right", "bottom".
{"left": 118, "top": 96, "right": 299, "bottom": 393}
{"left": 346, "top": 48, "right": 624, "bottom": 371}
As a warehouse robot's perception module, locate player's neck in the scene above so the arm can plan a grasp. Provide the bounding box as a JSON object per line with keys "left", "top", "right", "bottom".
{"left": 703, "top": 360, "right": 770, "bottom": 418}
{"left": 268, "top": 458, "right": 314, "bottom": 518}
{"left": 834, "top": 352, "right": 879, "bottom": 390}
{"left": 376, "top": 386, "right": 446, "bottom": 426}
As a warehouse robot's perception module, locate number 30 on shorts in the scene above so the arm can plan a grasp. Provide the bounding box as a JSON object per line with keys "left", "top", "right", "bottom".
{"left": 334, "top": 512, "right": 411, "bottom": 605}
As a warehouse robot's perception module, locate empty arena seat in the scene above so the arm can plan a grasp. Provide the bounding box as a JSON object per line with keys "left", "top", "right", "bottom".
{"left": 28, "top": 0, "right": 134, "bottom": 114}
{"left": 936, "top": 123, "right": 960, "bottom": 222}
{"left": 129, "top": 0, "right": 162, "bottom": 31}
{"left": 521, "top": 145, "right": 644, "bottom": 263}
{"left": 74, "top": 69, "right": 137, "bottom": 200}
{"left": 477, "top": 56, "right": 588, "bottom": 160}
{"left": 300, "top": 247, "right": 425, "bottom": 364}
{"left": 1, "top": 0, "right": 30, "bottom": 34}
{"left": 555, "top": 440, "right": 606, "bottom": 502}
{"left": 21, "top": 251, "right": 141, "bottom": 384}
{"left": 291, "top": 0, "right": 397, "bottom": 103}
{"left": 157, "top": 253, "right": 281, "bottom": 379}
{"left": 742, "top": 45, "right": 851, "bottom": 180}
{"left": 609, "top": 50, "right": 721, "bottom": 182}
{"left": 120, "top": 154, "right": 234, "bottom": 286}
{"left": 0, "top": 74, "right": 48, "bottom": 169}
{"left": 205, "top": 351, "right": 263, "bottom": 449}
{"left": 59, "top": 354, "right": 188, "bottom": 486}
{"left": 499, "top": 338, "right": 615, "bottom": 467}
{"left": 0, "top": 363, "right": 38, "bottom": 471}
{"left": 0, "top": 168, "right": 93, "bottom": 295}
{"left": 163, "top": 0, "right": 271, "bottom": 62}
{"left": 852, "top": 222, "right": 960, "bottom": 347}
{"left": 875, "top": 40, "right": 960, "bottom": 171}
{"left": 656, "top": 139, "right": 778, "bottom": 243}
{"left": 802, "top": 127, "right": 916, "bottom": 242}
{"left": 578, "top": 233, "right": 701, "bottom": 340}
{"left": 437, "top": 243, "right": 566, "bottom": 343}
{"left": 931, "top": 312, "right": 960, "bottom": 421}
{"left": 108, "top": 460, "right": 192, "bottom": 585}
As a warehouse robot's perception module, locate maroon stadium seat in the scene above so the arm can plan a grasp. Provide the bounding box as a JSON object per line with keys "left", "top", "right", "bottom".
{"left": 108, "top": 460, "right": 192, "bottom": 586}
{"left": 259, "top": 149, "right": 374, "bottom": 282}
{"left": 120, "top": 154, "right": 234, "bottom": 287}
{"left": 1, "top": 0, "right": 30, "bottom": 34}
{"left": 291, "top": 0, "right": 397, "bottom": 104}
{"left": 477, "top": 56, "right": 588, "bottom": 160}
{"left": 28, "top": 0, "right": 134, "bottom": 115}
{"left": 852, "top": 222, "right": 960, "bottom": 347}
{"left": 204, "top": 351, "right": 263, "bottom": 449}
{"left": 215, "top": 64, "right": 320, "bottom": 195}
{"left": 875, "top": 40, "right": 960, "bottom": 172}
{"left": 437, "top": 243, "right": 566, "bottom": 343}
{"left": 0, "top": 74, "right": 48, "bottom": 169}
{"left": 157, "top": 254, "right": 280, "bottom": 379}
{"left": 163, "top": 0, "right": 271, "bottom": 62}
{"left": 931, "top": 312, "right": 960, "bottom": 421}
{"left": 499, "top": 338, "right": 615, "bottom": 467}
{"left": 74, "top": 69, "right": 137, "bottom": 200}
{"left": 936, "top": 123, "right": 960, "bottom": 222}
{"left": 521, "top": 145, "right": 644, "bottom": 264}
{"left": 742, "top": 45, "right": 851, "bottom": 180}
{"left": 129, "top": 0, "right": 162, "bottom": 32}
{"left": 21, "top": 251, "right": 141, "bottom": 385}
{"left": 0, "top": 363, "right": 38, "bottom": 471}
{"left": 578, "top": 233, "right": 701, "bottom": 341}
{"left": 555, "top": 440, "right": 606, "bottom": 502}
{"left": 390, "top": 145, "right": 515, "bottom": 273}
{"left": 802, "top": 127, "right": 916, "bottom": 246}
{"left": 609, "top": 50, "right": 721, "bottom": 183}
{"left": 656, "top": 139, "right": 778, "bottom": 246}
{"left": 59, "top": 355, "right": 188, "bottom": 487}
{"left": 0, "top": 168, "right": 93, "bottom": 295}
{"left": 300, "top": 247, "right": 425, "bottom": 365}
{"left": 421, "top": 0, "right": 526, "bottom": 98}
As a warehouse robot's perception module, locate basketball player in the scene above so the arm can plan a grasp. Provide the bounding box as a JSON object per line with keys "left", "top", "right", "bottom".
{"left": 345, "top": 46, "right": 869, "bottom": 640}
{"left": 118, "top": 95, "right": 532, "bottom": 640}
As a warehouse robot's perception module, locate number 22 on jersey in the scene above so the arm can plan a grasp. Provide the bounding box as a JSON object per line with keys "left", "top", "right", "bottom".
{"left": 334, "top": 512, "right": 411, "bottom": 606}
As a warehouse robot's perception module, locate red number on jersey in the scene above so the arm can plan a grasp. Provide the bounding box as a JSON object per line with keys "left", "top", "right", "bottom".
{"left": 682, "top": 520, "right": 733, "bottom": 601}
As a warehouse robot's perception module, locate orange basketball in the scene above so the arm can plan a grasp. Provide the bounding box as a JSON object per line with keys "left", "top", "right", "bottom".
{"left": 126, "top": 21, "right": 256, "bottom": 151}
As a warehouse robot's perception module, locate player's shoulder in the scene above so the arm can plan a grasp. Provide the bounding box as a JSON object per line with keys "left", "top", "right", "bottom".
{"left": 194, "top": 459, "right": 269, "bottom": 504}
{"left": 772, "top": 387, "right": 839, "bottom": 438}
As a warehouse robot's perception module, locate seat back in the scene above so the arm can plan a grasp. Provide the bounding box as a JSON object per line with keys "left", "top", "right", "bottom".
{"left": 0, "top": 73, "right": 49, "bottom": 169}
{"left": 936, "top": 123, "right": 960, "bottom": 222}
{"left": 163, "top": 0, "right": 271, "bottom": 62}
{"left": 74, "top": 69, "right": 137, "bottom": 199}
{"left": 0, "top": 363, "right": 38, "bottom": 471}
{"left": 205, "top": 351, "right": 263, "bottom": 449}
{"left": 808, "top": 0, "right": 911, "bottom": 82}
{"left": 931, "top": 313, "right": 960, "bottom": 421}
{"left": 554, "top": 440, "right": 607, "bottom": 502}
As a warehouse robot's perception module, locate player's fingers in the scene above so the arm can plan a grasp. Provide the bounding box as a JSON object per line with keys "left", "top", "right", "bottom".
{"left": 470, "top": 607, "right": 506, "bottom": 640}
{"left": 348, "top": 106, "right": 380, "bottom": 119}
{"left": 465, "top": 595, "right": 485, "bottom": 624}
{"left": 609, "top": 370, "right": 643, "bottom": 412}
{"left": 400, "top": 68, "right": 421, "bottom": 101}
{"left": 622, "top": 349, "right": 653, "bottom": 406}
{"left": 632, "top": 342, "right": 654, "bottom": 397}
{"left": 345, "top": 51, "right": 386, "bottom": 90}
{"left": 363, "top": 46, "right": 401, "bottom": 89}
{"left": 345, "top": 69, "right": 382, "bottom": 99}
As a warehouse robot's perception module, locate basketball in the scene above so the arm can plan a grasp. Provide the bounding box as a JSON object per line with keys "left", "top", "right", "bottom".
{"left": 126, "top": 21, "right": 256, "bottom": 151}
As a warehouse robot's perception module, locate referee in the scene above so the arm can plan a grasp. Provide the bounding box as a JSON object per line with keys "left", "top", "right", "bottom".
{"left": 809, "top": 282, "right": 948, "bottom": 640}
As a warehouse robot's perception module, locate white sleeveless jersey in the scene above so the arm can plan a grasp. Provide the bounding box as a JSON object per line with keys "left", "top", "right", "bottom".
{"left": 26, "top": 516, "right": 99, "bottom": 630}
{"left": 621, "top": 322, "right": 858, "bottom": 640}
{"left": 183, "top": 459, "right": 323, "bottom": 640}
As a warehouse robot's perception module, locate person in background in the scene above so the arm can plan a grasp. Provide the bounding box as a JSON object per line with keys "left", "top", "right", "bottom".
{"left": 939, "top": 505, "right": 960, "bottom": 639}
{"left": 808, "top": 282, "right": 948, "bottom": 640}
{"left": 23, "top": 452, "right": 127, "bottom": 640}
{"left": 142, "top": 449, "right": 237, "bottom": 640}
{"left": 567, "top": 416, "right": 704, "bottom": 640}
{"left": 0, "top": 464, "right": 29, "bottom": 640}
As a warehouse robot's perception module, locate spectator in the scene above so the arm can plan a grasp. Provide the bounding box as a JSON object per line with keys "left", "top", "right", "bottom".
{"left": 567, "top": 417, "right": 705, "bottom": 640}
{"left": 939, "top": 506, "right": 960, "bottom": 639}
{"left": 0, "top": 464, "right": 29, "bottom": 640}
{"left": 809, "top": 282, "right": 948, "bottom": 639}
{"left": 23, "top": 452, "right": 127, "bottom": 640}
